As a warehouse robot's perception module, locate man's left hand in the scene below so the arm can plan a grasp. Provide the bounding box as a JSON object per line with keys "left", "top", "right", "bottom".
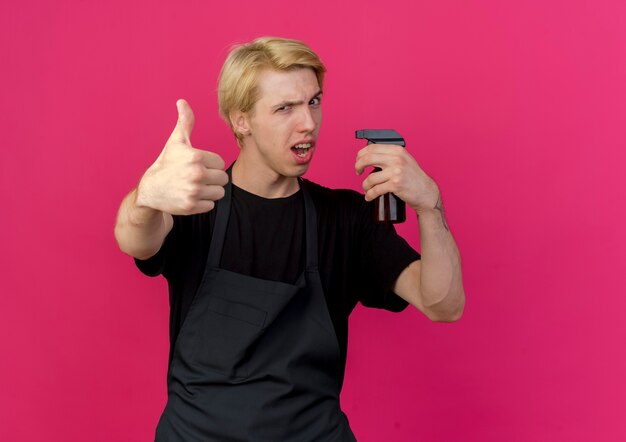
{"left": 355, "top": 143, "right": 439, "bottom": 214}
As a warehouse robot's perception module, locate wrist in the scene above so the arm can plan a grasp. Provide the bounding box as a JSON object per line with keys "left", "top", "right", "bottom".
{"left": 135, "top": 171, "right": 157, "bottom": 209}
{"left": 130, "top": 182, "right": 162, "bottom": 226}
{"left": 135, "top": 182, "right": 150, "bottom": 209}
{"left": 417, "top": 190, "right": 450, "bottom": 231}
{"left": 410, "top": 182, "right": 440, "bottom": 215}
{"left": 413, "top": 206, "right": 439, "bottom": 218}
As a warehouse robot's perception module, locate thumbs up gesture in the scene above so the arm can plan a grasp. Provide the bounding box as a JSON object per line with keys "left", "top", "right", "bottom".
{"left": 136, "top": 99, "right": 229, "bottom": 215}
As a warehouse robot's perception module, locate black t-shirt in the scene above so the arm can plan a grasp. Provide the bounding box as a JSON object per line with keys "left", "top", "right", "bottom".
{"left": 136, "top": 179, "right": 421, "bottom": 374}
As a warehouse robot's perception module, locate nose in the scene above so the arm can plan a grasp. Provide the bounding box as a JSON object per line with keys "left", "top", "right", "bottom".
{"left": 297, "top": 106, "right": 316, "bottom": 133}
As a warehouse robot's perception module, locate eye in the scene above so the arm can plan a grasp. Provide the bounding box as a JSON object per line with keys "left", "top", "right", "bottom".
{"left": 309, "top": 97, "right": 321, "bottom": 106}
{"left": 276, "top": 105, "right": 292, "bottom": 113}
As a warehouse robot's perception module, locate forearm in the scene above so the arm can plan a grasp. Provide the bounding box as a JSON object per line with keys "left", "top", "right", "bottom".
{"left": 416, "top": 201, "right": 465, "bottom": 320}
{"left": 356, "top": 144, "right": 465, "bottom": 321}
{"left": 114, "top": 188, "right": 173, "bottom": 260}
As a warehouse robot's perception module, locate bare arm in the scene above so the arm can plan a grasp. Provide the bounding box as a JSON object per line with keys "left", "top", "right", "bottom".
{"left": 356, "top": 144, "right": 465, "bottom": 322}
{"left": 392, "top": 198, "right": 465, "bottom": 322}
{"left": 114, "top": 188, "right": 173, "bottom": 260}
{"left": 114, "top": 99, "right": 228, "bottom": 260}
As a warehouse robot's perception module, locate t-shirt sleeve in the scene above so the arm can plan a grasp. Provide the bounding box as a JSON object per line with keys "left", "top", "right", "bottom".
{"left": 134, "top": 216, "right": 181, "bottom": 278}
{"left": 353, "top": 195, "right": 421, "bottom": 312}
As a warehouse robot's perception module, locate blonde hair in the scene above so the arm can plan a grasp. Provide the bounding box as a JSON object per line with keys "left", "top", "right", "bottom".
{"left": 218, "top": 36, "right": 326, "bottom": 145}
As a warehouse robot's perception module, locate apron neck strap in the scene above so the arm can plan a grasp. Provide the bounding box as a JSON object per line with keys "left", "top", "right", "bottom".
{"left": 300, "top": 177, "right": 318, "bottom": 270}
{"left": 206, "top": 165, "right": 233, "bottom": 269}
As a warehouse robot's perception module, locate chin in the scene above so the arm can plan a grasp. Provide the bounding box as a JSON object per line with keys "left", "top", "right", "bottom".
{"left": 292, "top": 164, "right": 311, "bottom": 177}
{"left": 278, "top": 163, "right": 310, "bottom": 178}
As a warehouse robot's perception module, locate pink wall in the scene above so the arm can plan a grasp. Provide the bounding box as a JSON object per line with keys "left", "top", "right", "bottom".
{"left": 2, "top": 0, "right": 625, "bottom": 440}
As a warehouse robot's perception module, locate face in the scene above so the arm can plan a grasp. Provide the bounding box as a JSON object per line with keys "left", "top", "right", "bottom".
{"left": 240, "top": 68, "right": 322, "bottom": 179}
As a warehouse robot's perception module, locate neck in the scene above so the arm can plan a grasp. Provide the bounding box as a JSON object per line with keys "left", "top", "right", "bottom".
{"left": 232, "top": 156, "right": 300, "bottom": 199}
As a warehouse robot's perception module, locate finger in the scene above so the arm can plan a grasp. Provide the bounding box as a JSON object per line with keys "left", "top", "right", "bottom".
{"left": 200, "top": 168, "right": 229, "bottom": 187}
{"left": 355, "top": 152, "right": 394, "bottom": 175}
{"left": 356, "top": 143, "right": 404, "bottom": 163}
{"left": 355, "top": 144, "right": 405, "bottom": 175}
{"left": 187, "top": 148, "right": 226, "bottom": 170}
{"left": 186, "top": 200, "right": 216, "bottom": 215}
{"left": 196, "top": 184, "right": 226, "bottom": 202}
{"left": 364, "top": 181, "right": 396, "bottom": 202}
{"left": 198, "top": 150, "right": 226, "bottom": 171}
{"left": 169, "top": 99, "right": 195, "bottom": 144}
{"left": 361, "top": 167, "right": 394, "bottom": 192}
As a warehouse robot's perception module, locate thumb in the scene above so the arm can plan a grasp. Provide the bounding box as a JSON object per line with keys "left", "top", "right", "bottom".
{"left": 169, "top": 98, "right": 195, "bottom": 144}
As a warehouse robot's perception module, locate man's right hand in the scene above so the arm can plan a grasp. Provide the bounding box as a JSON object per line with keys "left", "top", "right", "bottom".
{"left": 136, "top": 99, "right": 229, "bottom": 215}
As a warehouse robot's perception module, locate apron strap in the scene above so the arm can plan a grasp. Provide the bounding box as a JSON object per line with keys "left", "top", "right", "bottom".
{"left": 300, "top": 178, "right": 319, "bottom": 271}
{"left": 206, "top": 165, "right": 233, "bottom": 269}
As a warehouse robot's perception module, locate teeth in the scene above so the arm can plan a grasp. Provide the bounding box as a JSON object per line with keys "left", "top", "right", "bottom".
{"left": 292, "top": 143, "right": 312, "bottom": 158}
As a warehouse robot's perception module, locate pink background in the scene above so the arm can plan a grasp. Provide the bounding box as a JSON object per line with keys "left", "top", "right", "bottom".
{"left": 2, "top": 0, "right": 625, "bottom": 441}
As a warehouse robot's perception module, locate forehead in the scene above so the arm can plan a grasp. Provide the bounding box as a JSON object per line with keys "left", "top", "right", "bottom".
{"left": 255, "top": 68, "right": 320, "bottom": 104}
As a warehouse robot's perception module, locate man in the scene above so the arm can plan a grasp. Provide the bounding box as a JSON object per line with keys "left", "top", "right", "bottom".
{"left": 115, "top": 36, "right": 464, "bottom": 441}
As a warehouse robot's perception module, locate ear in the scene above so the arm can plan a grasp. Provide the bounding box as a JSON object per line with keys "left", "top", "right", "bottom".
{"left": 230, "top": 110, "right": 250, "bottom": 136}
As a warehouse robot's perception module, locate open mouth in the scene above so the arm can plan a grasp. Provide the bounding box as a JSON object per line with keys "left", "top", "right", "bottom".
{"left": 291, "top": 142, "right": 313, "bottom": 158}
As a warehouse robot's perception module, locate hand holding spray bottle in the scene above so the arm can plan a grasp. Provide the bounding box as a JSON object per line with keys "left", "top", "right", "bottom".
{"left": 355, "top": 129, "right": 406, "bottom": 224}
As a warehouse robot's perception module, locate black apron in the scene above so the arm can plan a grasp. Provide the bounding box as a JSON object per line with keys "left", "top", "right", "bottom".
{"left": 155, "top": 175, "right": 357, "bottom": 442}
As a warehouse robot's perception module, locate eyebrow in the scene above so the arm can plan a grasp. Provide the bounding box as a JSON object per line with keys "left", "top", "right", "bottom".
{"left": 271, "top": 90, "right": 323, "bottom": 111}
